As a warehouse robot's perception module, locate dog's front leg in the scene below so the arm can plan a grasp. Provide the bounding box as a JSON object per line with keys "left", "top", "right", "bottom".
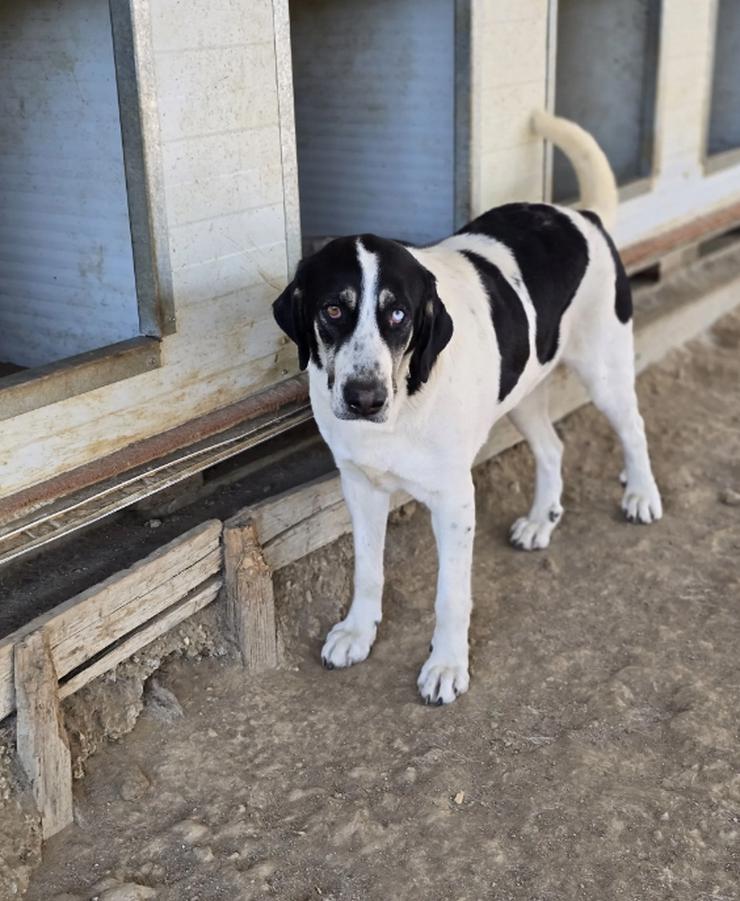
{"left": 418, "top": 475, "right": 475, "bottom": 705}
{"left": 321, "top": 466, "right": 390, "bottom": 670}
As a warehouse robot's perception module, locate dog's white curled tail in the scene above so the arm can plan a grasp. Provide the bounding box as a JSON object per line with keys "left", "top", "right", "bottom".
{"left": 531, "top": 109, "right": 618, "bottom": 230}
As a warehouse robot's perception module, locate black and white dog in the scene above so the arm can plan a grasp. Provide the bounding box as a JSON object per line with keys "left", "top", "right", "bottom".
{"left": 273, "top": 116, "right": 661, "bottom": 705}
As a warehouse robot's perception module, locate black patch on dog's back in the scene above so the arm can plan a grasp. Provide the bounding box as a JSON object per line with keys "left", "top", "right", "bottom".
{"left": 460, "top": 251, "right": 529, "bottom": 401}
{"left": 459, "top": 203, "right": 589, "bottom": 363}
{"left": 579, "top": 210, "right": 633, "bottom": 324}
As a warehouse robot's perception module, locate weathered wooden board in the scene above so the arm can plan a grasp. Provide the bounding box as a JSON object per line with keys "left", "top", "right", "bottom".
{"left": 262, "top": 498, "right": 352, "bottom": 572}
{"left": 14, "top": 631, "right": 73, "bottom": 840}
{"left": 58, "top": 576, "right": 222, "bottom": 700}
{"left": 224, "top": 517, "right": 278, "bottom": 670}
{"left": 0, "top": 520, "right": 222, "bottom": 721}
{"left": 252, "top": 472, "right": 345, "bottom": 545}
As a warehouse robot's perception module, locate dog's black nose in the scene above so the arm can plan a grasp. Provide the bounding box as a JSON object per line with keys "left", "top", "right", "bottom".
{"left": 343, "top": 380, "right": 387, "bottom": 417}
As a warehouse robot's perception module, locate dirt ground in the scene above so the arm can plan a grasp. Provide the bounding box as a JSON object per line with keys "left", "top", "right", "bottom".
{"left": 16, "top": 311, "right": 740, "bottom": 900}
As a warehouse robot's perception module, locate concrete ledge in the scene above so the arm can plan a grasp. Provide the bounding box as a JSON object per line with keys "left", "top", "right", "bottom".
{"left": 0, "top": 338, "right": 162, "bottom": 422}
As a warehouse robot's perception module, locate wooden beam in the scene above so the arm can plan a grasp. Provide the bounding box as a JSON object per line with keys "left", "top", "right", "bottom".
{"left": 251, "top": 471, "right": 343, "bottom": 541}
{"left": 223, "top": 516, "right": 278, "bottom": 671}
{"left": 58, "top": 576, "right": 222, "bottom": 700}
{"left": 14, "top": 631, "right": 73, "bottom": 840}
{"left": 0, "top": 399, "right": 310, "bottom": 569}
{"left": 622, "top": 199, "right": 740, "bottom": 274}
{"left": 0, "top": 520, "right": 222, "bottom": 721}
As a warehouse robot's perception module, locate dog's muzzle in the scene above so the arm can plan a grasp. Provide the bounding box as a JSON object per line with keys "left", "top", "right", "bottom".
{"left": 342, "top": 379, "right": 388, "bottom": 419}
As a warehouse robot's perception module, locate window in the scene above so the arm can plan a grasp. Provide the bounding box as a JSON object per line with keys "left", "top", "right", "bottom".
{"left": 289, "top": 0, "right": 469, "bottom": 248}
{"left": 706, "top": 0, "right": 740, "bottom": 159}
{"left": 0, "top": 0, "right": 168, "bottom": 403}
{"left": 553, "top": 0, "right": 661, "bottom": 202}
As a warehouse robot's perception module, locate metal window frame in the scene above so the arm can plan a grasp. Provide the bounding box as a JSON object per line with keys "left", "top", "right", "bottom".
{"left": 454, "top": 0, "right": 472, "bottom": 230}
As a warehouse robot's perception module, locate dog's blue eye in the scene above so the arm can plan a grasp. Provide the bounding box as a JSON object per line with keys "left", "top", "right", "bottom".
{"left": 390, "top": 308, "right": 406, "bottom": 325}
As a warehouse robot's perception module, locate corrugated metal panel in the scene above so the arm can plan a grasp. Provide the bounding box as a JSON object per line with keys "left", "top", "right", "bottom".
{"left": 290, "top": 0, "right": 456, "bottom": 245}
{"left": 553, "top": 0, "right": 661, "bottom": 201}
{"left": 707, "top": 0, "right": 740, "bottom": 155}
{"left": 0, "top": 0, "right": 139, "bottom": 368}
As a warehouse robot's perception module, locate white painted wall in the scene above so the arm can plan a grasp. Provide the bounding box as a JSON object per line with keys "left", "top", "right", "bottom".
{"left": 0, "top": 0, "right": 140, "bottom": 368}
{"left": 613, "top": 0, "right": 740, "bottom": 248}
{"left": 3, "top": 0, "right": 740, "bottom": 501}
{"left": 469, "top": 0, "right": 551, "bottom": 215}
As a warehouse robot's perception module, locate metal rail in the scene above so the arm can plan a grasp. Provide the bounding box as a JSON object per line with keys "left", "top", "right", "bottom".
{"left": 0, "top": 401, "right": 312, "bottom": 567}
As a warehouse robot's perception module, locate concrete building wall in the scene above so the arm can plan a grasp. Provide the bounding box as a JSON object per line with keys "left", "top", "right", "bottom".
{"left": 469, "top": 0, "right": 551, "bottom": 215}
{"left": 613, "top": 0, "right": 740, "bottom": 248}
{"left": 3, "top": 0, "right": 740, "bottom": 502}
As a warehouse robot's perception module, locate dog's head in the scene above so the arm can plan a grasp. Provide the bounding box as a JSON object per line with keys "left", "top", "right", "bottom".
{"left": 273, "top": 235, "right": 453, "bottom": 422}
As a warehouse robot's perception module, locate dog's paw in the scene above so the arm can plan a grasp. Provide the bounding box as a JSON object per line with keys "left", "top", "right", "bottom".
{"left": 622, "top": 480, "right": 662, "bottom": 524}
{"left": 321, "top": 619, "right": 377, "bottom": 670}
{"left": 417, "top": 653, "right": 469, "bottom": 705}
{"left": 509, "top": 506, "right": 562, "bottom": 551}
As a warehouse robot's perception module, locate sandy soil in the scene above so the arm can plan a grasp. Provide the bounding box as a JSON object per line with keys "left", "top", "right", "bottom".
{"left": 17, "top": 311, "right": 740, "bottom": 900}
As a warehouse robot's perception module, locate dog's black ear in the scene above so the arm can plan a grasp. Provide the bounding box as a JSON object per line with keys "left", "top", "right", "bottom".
{"left": 407, "top": 272, "right": 453, "bottom": 394}
{"left": 273, "top": 272, "right": 312, "bottom": 370}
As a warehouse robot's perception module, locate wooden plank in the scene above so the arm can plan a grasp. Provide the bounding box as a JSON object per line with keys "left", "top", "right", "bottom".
{"left": 223, "top": 517, "right": 278, "bottom": 671}
{"left": 0, "top": 520, "right": 222, "bottom": 721}
{"left": 58, "top": 576, "right": 222, "bottom": 700}
{"left": 250, "top": 472, "right": 345, "bottom": 545}
{"left": 622, "top": 199, "right": 740, "bottom": 274}
{"left": 0, "top": 643, "right": 12, "bottom": 728}
{"left": 262, "top": 499, "right": 351, "bottom": 571}
{"left": 14, "top": 631, "right": 73, "bottom": 840}
{"left": 0, "top": 397, "right": 310, "bottom": 569}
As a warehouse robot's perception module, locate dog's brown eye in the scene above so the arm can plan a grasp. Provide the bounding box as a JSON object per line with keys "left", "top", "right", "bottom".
{"left": 389, "top": 308, "right": 406, "bottom": 325}
{"left": 324, "top": 304, "right": 342, "bottom": 320}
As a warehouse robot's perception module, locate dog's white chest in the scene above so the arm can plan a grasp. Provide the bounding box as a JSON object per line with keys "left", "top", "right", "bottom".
{"left": 321, "top": 421, "right": 417, "bottom": 493}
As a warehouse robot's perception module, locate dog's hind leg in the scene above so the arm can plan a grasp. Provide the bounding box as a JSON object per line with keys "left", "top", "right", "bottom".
{"left": 321, "top": 465, "right": 390, "bottom": 669}
{"left": 565, "top": 324, "right": 662, "bottom": 524}
{"left": 508, "top": 380, "right": 564, "bottom": 550}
